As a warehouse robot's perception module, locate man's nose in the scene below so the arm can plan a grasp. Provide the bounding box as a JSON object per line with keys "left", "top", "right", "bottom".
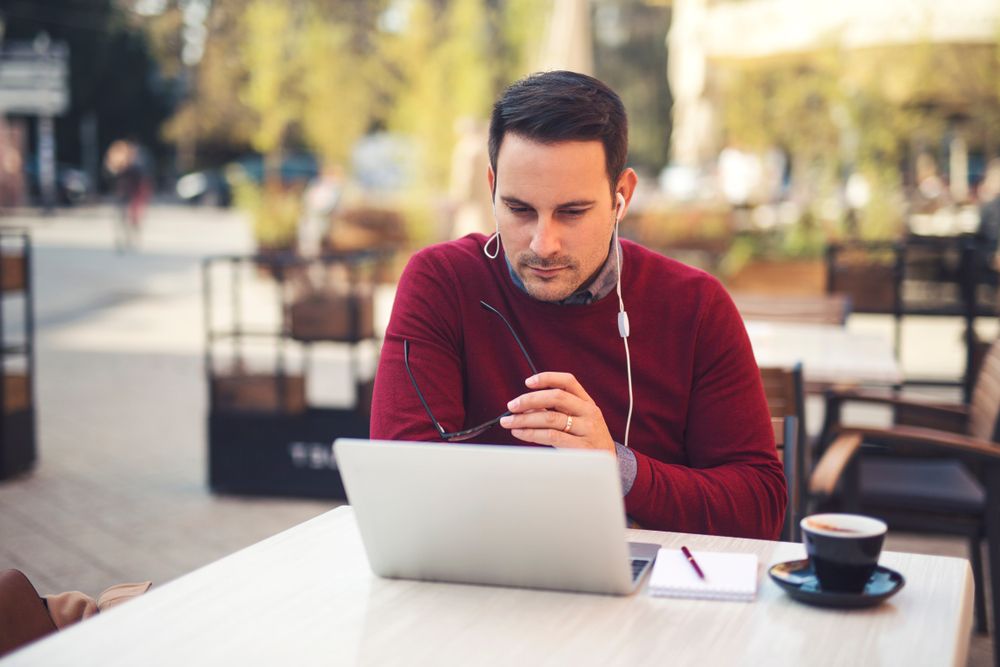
{"left": 529, "top": 215, "right": 561, "bottom": 258}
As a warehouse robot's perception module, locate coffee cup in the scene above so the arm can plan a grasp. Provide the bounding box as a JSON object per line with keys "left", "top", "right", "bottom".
{"left": 800, "top": 513, "right": 887, "bottom": 593}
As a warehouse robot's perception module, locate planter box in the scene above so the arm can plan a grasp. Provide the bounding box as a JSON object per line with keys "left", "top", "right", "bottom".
{"left": 208, "top": 407, "right": 369, "bottom": 498}
{"left": 289, "top": 291, "right": 374, "bottom": 342}
{"left": 725, "top": 259, "right": 826, "bottom": 296}
{"left": 830, "top": 263, "right": 896, "bottom": 313}
{"left": 0, "top": 408, "right": 35, "bottom": 480}
{"left": 3, "top": 373, "right": 29, "bottom": 413}
{"left": 210, "top": 373, "right": 307, "bottom": 414}
{"left": 1, "top": 253, "right": 25, "bottom": 292}
{"left": 356, "top": 378, "right": 374, "bottom": 419}
{"left": 253, "top": 246, "right": 298, "bottom": 281}
{"left": 825, "top": 243, "right": 898, "bottom": 314}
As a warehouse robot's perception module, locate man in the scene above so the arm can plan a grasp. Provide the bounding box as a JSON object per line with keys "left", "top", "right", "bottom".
{"left": 370, "top": 71, "right": 785, "bottom": 539}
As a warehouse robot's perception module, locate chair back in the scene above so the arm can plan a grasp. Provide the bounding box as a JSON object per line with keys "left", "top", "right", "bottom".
{"left": 760, "top": 364, "right": 803, "bottom": 420}
{"left": 825, "top": 241, "right": 897, "bottom": 314}
{"left": 761, "top": 365, "right": 806, "bottom": 541}
{"left": 968, "top": 338, "right": 1000, "bottom": 442}
{"left": 772, "top": 416, "right": 801, "bottom": 542}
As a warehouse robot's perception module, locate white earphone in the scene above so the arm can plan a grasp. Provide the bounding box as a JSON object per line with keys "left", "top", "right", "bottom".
{"left": 612, "top": 191, "right": 635, "bottom": 449}
{"left": 613, "top": 192, "right": 628, "bottom": 336}
{"left": 484, "top": 211, "right": 501, "bottom": 259}
{"left": 484, "top": 180, "right": 502, "bottom": 259}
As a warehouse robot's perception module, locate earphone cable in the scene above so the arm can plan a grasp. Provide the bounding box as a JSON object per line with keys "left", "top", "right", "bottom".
{"left": 613, "top": 213, "right": 634, "bottom": 449}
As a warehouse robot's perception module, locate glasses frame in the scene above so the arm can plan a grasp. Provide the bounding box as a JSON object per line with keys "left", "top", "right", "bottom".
{"left": 403, "top": 301, "right": 539, "bottom": 442}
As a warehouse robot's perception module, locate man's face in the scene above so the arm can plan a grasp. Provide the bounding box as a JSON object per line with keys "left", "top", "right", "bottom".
{"left": 489, "top": 134, "right": 631, "bottom": 303}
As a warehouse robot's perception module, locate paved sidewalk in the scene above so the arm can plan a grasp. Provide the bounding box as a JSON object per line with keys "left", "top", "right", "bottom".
{"left": 0, "top": 204, "right": 990, "bottom": 664}
{"left": 0, "top": 205, "right": 339, "bottom": 595}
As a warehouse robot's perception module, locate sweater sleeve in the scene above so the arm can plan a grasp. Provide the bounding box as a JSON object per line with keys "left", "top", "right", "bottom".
{"left": 370, "top": 248, "right": 467, "bottom": 441}
{"left": 623, "top": 283, "right": 787, "bottom": 540}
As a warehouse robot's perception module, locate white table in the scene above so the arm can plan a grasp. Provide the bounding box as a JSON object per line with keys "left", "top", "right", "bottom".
{"left": 747, "top": 321, "right": 903, "bottom": 387}
{"left": 3, "top": 507, "right": 972, "bottom": 666}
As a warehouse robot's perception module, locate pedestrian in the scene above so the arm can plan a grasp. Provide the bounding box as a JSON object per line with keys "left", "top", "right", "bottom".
{"left": 104, "top": 140, "right": 151, "bottom": 252}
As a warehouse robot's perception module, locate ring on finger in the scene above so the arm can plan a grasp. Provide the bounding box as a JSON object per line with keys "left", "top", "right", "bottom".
{"left": 562, "top": 414, "right": 573, "bottom": 433}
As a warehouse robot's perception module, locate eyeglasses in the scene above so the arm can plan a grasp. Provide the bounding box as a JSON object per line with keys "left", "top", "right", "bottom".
{"left": 404, "top": 301, "right": 539, "bottom": 442}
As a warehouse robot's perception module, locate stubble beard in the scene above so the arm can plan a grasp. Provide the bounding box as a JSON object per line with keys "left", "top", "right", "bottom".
{"left": 514, "top": 251, "right": 580, "bottom": 303}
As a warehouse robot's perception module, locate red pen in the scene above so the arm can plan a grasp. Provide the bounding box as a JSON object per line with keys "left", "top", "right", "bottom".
{"left": 681, "top": 545, "right": 706, "bottom": 580}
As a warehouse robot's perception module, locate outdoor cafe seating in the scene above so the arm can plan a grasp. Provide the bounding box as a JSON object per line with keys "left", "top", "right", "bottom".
{"left": 827, "top": 233, "right": 999, "bottom": 402}
{"left": 812, "top": 336, "right": 1000, "bottom": 643}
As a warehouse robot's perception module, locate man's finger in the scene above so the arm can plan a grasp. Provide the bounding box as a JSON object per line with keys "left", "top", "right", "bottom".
{"left": 507, "top": 388, "right": 583, "bottom": 415}
{"left": 525, "top": 371, "right": 594, "bottom": 403}
{"left": 501, "top": 410, "right": 581, "bottom": 434}
{"left": 510, "top": 427, "right": 577, "bottom": 448}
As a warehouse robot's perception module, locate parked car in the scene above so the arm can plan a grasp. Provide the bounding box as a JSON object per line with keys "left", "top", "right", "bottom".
{"left": 176, "top": 154, "right": 319, "bottom": 207}
{"left": 175, "top": 169, "right": 231, "bottom": 207}
{"left": 23, "top": 161, "right": 92, "bottom": 206}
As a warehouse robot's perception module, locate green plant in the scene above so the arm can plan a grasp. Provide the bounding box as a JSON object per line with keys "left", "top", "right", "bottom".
{"left": 231, "top": 176, "right": 301, "bottom": 249}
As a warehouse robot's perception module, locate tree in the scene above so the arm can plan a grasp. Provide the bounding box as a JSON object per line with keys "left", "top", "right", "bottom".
{"left": 296, "top": 8, "right": 382, "bottom": 170}
{"left": 717, "top": 22, "right": 1000, "bottom": 241}
{"left": 160, "top": 0, "right": 257, "bottom": 167}
{"left": 383, "top": 0, "right": 499, "bottom": 191}
{"left": 498, "top": 0, "right": 549, "bottom": 85}
{"left": 239, "top": 0, "right": 299, "bottom": 178}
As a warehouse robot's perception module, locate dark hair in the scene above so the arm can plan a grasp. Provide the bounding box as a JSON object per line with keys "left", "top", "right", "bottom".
{"left": 488, "top": 71, "right": 628, "bottom": 194}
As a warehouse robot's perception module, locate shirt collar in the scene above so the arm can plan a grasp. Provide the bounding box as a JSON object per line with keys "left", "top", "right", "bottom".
{"left": 505, "top": 241, "right": 621, "bottom": 305}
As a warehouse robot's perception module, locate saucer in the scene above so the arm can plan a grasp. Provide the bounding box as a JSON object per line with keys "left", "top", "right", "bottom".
{"left": 768, "top": 559, "right": 905, "bottom": 608}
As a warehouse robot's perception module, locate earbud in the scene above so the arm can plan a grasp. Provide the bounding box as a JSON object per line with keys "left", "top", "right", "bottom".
{"left": 484, "top": 192, "right": 500, "bottom": 259}
{"left": 611, "top": 192, "right": 628, "bottom": 336}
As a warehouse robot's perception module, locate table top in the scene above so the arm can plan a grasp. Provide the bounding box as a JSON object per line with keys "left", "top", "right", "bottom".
{"left": 746, "top": 320, "right": 903, "bottom": 387}
{"left": 4, "top": 507, "right": 971, "bottom": 667}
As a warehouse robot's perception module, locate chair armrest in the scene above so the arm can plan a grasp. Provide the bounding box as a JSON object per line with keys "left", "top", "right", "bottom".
{"left": 809, "top": 425, "right": 1000, "bottom": 499}
{"left": 825, "top": 387, "right": 970, "bottom": 419}
{"left": 842, "top": 425, "right": 1000, "bottom": 460}
{"left": 809, "top": 433, "right": 863, "bottom": 498}
{"left": 820, "top": 390, "right": 971, "bottom": 447}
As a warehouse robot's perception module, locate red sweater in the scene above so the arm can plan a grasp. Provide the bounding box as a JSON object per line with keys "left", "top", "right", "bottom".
{"left": 370, "top": 234, "right": 786, "bottom": 539}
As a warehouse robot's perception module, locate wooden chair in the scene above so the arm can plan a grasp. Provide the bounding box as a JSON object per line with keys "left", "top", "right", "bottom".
{"left": 810, "top": 338, "right": 1000, "bottom": 643}
{"left": 772, "top": 415, "right": 801, "bottom": 543}
{"left": 762, "top": 364, "right": 807, "bottom": 541}
{"left": 0, "top": 569, "right": 57, "bottom": 657}
{"left": 733, "top": 292, "right": 851, "bottom": 326}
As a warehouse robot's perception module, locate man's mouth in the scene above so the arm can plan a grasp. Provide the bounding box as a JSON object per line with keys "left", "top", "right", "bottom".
{"left": 526, "top": 265, "right": 568, "bottom": 279}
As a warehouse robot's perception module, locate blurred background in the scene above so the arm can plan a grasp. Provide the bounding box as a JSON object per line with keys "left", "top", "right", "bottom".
{"left": 1, "top": 0, "right": 998, "bottom": 263}
{"left": 1, "top": 1, "right": 1000, "bottom": 662}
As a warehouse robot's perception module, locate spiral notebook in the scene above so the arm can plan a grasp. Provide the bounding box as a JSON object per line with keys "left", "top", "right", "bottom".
{"left": 648, "top": 548, "right": 758, "bottom": 601}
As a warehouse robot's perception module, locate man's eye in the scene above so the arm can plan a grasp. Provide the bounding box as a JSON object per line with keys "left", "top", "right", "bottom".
{"left": 507, "top": 206, "right": 531, "bottom": 215}
{"left": 561, "top": 209, "right": 586, "bottom": 217}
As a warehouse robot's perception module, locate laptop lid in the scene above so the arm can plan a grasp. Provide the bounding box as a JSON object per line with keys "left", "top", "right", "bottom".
{"left": 334, "top": 438, "right": 652, "bottom": 596}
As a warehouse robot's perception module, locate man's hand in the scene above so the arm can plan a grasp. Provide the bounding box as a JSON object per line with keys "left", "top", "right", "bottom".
{"left": 499, "top": 372, "right": 616, "bottom": 454}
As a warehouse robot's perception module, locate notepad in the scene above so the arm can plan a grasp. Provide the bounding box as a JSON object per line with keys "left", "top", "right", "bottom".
{"left": 647, "top": 548, "right": 758, "bottom": 601}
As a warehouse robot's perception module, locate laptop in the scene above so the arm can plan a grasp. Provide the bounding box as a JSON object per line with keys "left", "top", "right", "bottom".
{"left": 333, "top": 438, "right": 658, "bottom": 595}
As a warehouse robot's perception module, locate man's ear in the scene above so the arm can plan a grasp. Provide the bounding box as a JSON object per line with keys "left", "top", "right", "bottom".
{"left": 615, "top": 168, "right": 639, "bottom": 213}
{"left": 487, "top": 166, "right": 496, "bottom": 199}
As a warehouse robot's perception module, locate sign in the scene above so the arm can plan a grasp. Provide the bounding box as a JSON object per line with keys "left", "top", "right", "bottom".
{"left": 0, "top": 43, "right": 69, "bottom": 116}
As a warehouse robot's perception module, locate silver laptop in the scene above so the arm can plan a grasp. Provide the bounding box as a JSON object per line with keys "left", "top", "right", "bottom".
{"left": 333, "top": 438, "right": 658, "bottom": 595}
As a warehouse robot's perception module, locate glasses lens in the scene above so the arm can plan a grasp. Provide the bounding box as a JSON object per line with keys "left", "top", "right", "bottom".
{"left": 444, "top": 429, "right": 489, "bottom": 442}
{"left": 443, "top": 414, "right": 507, "bottom": 441}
